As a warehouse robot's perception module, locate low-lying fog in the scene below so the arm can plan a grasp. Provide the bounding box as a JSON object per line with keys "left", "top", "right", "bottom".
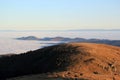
{"left": 0, "top": 30, "right": 119, "bottom": 55}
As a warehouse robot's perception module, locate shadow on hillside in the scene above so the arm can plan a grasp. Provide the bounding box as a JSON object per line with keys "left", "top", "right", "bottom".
{"left": 0, "top": 44, "right": 80, "bottom": 79}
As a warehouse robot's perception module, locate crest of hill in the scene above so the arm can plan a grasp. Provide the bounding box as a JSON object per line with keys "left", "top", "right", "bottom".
{"left": 0, "top": 43, "right": 120, "bottom": 80}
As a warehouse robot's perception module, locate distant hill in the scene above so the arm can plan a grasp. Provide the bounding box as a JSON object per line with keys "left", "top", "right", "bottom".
{"left": 16, "top": 36, "right": 40, "bottom": 40}
{"left": 0, "top": 43, "right": 120, "bottom": 80}
{"left": 16, "top": 36, "right": 120, "bottom": 47}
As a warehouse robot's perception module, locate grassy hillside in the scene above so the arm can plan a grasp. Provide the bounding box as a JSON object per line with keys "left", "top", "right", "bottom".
{"left": 0, "top": 43, "right": 120, "bottom": 80}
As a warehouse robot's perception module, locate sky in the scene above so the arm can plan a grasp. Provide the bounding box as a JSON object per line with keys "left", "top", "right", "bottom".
{"left": 0, "top": 0, "right": 120, "bottom": 30}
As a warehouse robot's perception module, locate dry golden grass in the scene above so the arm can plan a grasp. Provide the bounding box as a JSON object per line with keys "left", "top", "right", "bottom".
{"left": 8, "top": 43, "right": 120, "bottom": 80}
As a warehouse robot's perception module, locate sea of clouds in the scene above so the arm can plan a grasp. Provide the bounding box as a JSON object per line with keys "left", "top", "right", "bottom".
{"left": 0, "top": 30, "right": 119, "bottom": 55}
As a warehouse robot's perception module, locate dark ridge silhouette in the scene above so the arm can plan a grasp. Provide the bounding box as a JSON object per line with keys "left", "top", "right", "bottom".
{"left": 0, "top": 44, "right": 80, "bottom": 79}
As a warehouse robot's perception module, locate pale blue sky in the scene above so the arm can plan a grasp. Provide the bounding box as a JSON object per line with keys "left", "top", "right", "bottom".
{"left": 0, "top": 0, "right": 120, "bottom": 30}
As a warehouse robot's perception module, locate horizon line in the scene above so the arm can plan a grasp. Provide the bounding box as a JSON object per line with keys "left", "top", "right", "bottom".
{"left": 0, "top": 29, "right": 120, "bottom": 31}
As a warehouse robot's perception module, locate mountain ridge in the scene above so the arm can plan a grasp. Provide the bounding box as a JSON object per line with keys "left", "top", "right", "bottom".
{"left": 16, "top": 36, "right": 120, "bottom": 47}
{"left": 0, "top": 43, "right": 120, "bottom": 80}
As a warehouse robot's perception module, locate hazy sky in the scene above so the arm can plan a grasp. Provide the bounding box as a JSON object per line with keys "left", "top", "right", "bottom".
{"left": 0, "top": 0, "right": 120, "bottom": 30}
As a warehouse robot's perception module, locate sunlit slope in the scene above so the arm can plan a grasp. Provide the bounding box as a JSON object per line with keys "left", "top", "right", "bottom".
{"left": 6, "top": 43, "right": 120, "bottom": 80}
